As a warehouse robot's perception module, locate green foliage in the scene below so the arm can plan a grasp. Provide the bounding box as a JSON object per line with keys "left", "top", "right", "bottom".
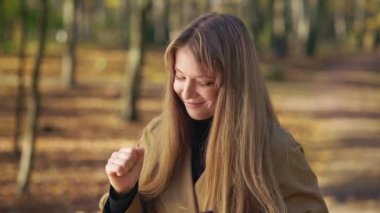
{"left": 49, "top": 10, "right": 63, "bottom": 31}
{"left": 2, "top": 0, "right": 21, "bottom": 18}
{"left": 257, "top": 23, "right": 273, "bottom": 50}
{"left": 25, "top": 8, "right": 38, "bottom": 34}
{"left": 0, "top": 40, "right": 15, "bottom": 53}
{"left": 0, "top": 0, "right": 19, "bottom": 53}
{"left": 1, "top": 0, "right": 380, "bottom": 56}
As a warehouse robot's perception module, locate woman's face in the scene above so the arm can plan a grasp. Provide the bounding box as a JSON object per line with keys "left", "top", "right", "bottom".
{"left": 173, "top": 46, "right": 218, "bottom": 120}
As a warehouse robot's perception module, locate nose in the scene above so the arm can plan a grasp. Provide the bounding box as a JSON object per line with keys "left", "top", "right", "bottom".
{"left": 182, "top": 80, "right": 196, "bottom": 99}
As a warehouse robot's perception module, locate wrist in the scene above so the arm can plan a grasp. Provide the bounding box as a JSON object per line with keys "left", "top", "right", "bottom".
{"left": 111, "top": 183, "right": 138, "bottom": 199}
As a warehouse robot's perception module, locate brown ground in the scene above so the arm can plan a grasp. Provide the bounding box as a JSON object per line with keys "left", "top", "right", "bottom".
{"left": 0, "top": 48, "right": 379, "bottom": 212}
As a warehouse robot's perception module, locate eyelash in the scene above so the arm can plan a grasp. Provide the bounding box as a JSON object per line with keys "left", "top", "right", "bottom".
{"left": 174, "top": 76, "right": 185, "bottom": 80}
{"left": 174, "top": 76, "right": 214, "bottom": 87}
{"left": 200, "top": 81, "right": 214, "bottom": 86}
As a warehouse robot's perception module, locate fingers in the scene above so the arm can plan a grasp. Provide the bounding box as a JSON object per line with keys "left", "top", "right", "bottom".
{"left": 105, "top": 162, "right": 126, "bottom": 177}
{"left": 105, "top": 147, "right": 144, "bottom": 177}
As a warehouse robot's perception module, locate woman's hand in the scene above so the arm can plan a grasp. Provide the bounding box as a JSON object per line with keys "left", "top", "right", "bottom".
{"left": 105, "top": 147, "right": 145, "bottom": 196}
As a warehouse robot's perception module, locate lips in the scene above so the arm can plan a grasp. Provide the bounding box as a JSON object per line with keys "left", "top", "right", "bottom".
{"left": 183, "top": 101, "right": 204, "bottom": 108}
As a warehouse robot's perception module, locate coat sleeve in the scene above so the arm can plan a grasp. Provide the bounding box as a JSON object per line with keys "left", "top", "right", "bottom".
{"left": 99, "top": 192, "right": 144, "bottom": 213}
{"left": 99, "top": 116, "right": 162, "bottom": 213}
{"left": 270, "top": 126, "right": 329, "bottom": 213}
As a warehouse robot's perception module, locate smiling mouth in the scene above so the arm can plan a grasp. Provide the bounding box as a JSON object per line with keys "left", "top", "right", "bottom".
{"left": 184, "top": 101, "right": 204, "bottom": 108}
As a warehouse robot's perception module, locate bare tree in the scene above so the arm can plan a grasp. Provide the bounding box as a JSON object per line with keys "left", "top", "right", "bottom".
{"left": 0, "top": 0, "right": 10, "bottom": 52}
{"left": 169, "top": 0, "right": 202, "bottom": 40}
{"left": 120, "top": 0, "right": 131, "bottom": 47}
{"left": 169, "top": 0, "right": 184, "bottom": 39}
{"left": 358, "top": 0, "right": 378, "bottom": 51}
{"left": 305, "top": 0, "right": 327, "bottom": 56}
{"left": 239, "top": 0, "right": 254, "bottom": 37}
{"left": 61, "top": 0, "right": 78, "bottom": 88}
{"left": 289, "top": 0, "right": 310, "bottom": 55}
{"left": 333, "top": 0, "right": 346, "bottom": 42}
{"left": 121, "top": 0, "right": 148, "bottom": 121}
{"left": 254, "top": 0, "right": 276, "bottom": 50}
{"left": 272, "top": 0, "right": 289, "bottom": 57}
{"left": 14, "top": 0, "right": 28, "bottom": 157}
{"left": 198, "top": 0, "right": 210, "bottom": 14}
{"left": 16, "top": 0, "right": 48, "bottom": 195}
{"left": 182, "top": 0, "right": 197, "bottom": 24}
{"left": 153, "top": 0, "right": 169, "bottom": 44}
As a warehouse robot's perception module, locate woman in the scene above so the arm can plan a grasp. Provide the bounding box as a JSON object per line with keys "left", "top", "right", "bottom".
{"left": 100, "top": 13, "right": 328, "bottom": 213}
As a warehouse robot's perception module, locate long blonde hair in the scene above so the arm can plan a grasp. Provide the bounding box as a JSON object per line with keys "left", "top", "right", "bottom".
{"left": 139, "top": 13, "right": 286, "bottom": 212}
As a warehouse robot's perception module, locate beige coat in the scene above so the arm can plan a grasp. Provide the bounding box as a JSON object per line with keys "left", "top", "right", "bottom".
{"left": 100, "top": 117, "right": 328, "bottom": 212}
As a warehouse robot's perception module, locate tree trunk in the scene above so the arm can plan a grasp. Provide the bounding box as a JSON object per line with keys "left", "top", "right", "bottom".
{"left": 256, "top": 0, "right": 275, "bottom": 49}
{"left": 120, "top": 0, "right": 130, "bottom": 47}
{"left": 375, "top": 29, "right": 380, "bottom": 48}
{"left": 305, "top": 0, "right": 326, "bottom": 57}
{"left": 353, "top": 0, "right": 365, "bottom": 50}
{"left": 121, "top": 0, "right": 145, "bottom": 121}
{"left": 199, "top": 0, "right": 210, "bottom": 14}
{"left": 182, "top": 0, "right": 197, "bottom": 25}
{"left": 360, "top": 0, "right": 377, "bottom": 51}
{"left": 0, "top": 0, "right": 11, "bottom": 52}
{"left": 16, "top": 0, "right": 48, "bottom": 195}
{"left": 272, "top": 0, "right": 288, "bottom": 57}
{"left": 14, "top": 0, "right": 28, "bottom": 157}
{"left": 77, "top": 0, "right": 90, "bottom": 40}
{"left": 62, "top": 0, "right": 78, "bottom": 88}
{"left": 333, "top": 1, "right": 346, "bottom": 42}
{"left": 239, "top": 0, "right": 256, "bottom": 38}
{"left": 169, "top": 0, "right": 183, "bottom": 39}
{"left": 93, "top": 0, "right": 105, "bottom": 41}
{"left": 289, "top": 0, "right": 310, "bottom": 55}
{"left": 153, "top": 0, "right": 169, "bottom": 44}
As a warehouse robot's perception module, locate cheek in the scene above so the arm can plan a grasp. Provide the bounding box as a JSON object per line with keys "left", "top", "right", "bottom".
{"left": 211, "top": 92, "right": 218, "bottom": 104}
{"left": 173, "top": 81, "right": 181, "bottom": 97}
{"left": 203, "top": 89, "right": 218, "bottom": 103}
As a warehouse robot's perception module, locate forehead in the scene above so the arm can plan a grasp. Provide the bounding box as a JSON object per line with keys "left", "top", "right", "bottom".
{"left": 174, "top": 46, "right": 212, "bottom": 78}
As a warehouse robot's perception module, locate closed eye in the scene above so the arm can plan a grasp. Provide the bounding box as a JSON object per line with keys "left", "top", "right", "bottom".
{"left": 199, "top": 81, "right": 214, "bottom": 86}
{"left": 174, "top": 75, "right": 185, "bottom": 80}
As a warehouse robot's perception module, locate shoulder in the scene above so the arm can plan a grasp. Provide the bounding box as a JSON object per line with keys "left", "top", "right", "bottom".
{"left": 269, "top": 124, "right": 310, "bottom": 182}
{"left": 269, "top": 125, "right": 328, "bottom": 212}
{"left": 143, "top": 116, "right": 162, "bottom": 134}
{"left": 269, "top": 124, "right": 302, "bottom": 160}
{"left": 137, "top": 116, "right": 163, "bottom": 148}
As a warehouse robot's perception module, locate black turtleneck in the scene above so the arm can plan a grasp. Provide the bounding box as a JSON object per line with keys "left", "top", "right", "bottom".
{"left": 190, "top": 117, "right": 212, "bottom": 183}
{"left": 105, "top": 118, "right": 212, "bottom": 213}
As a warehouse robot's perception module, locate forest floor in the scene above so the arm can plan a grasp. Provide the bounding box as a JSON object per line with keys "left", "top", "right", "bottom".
{"left": 0, "top": 48, "right": 379, "bottom": 212}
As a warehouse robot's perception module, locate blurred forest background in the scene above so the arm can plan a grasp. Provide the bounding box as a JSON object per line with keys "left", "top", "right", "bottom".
{"left": 0, "top": 0, "right": 379, "bottom": 212}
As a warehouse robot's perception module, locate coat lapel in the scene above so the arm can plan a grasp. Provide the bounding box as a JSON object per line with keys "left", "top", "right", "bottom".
{"left": 195, "top": 173, "right": 206, "bottom": 212}
{"left": 159, "top": 151, "right": 197, "bottom": 213}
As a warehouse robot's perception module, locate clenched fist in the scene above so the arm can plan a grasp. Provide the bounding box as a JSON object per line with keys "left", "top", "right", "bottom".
{"left": 105, "top": 147, "right": 145, "bottom": 196}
